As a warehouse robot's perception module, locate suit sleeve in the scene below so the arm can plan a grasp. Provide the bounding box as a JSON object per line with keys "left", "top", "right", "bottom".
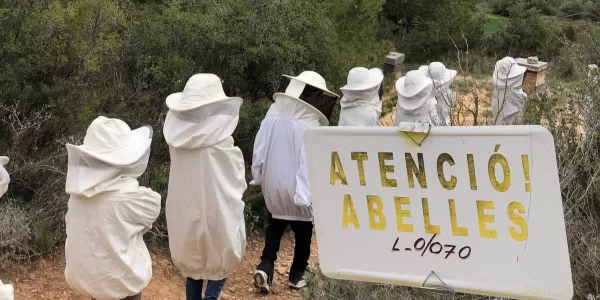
{"left": 293, "top": 142, "right": 311, "bottom": 207}
{"left": 131, "top": 188, "right": 161, "bottom": 233}
{"left": 250, "top": 120, "right": 268, "bottom": 186}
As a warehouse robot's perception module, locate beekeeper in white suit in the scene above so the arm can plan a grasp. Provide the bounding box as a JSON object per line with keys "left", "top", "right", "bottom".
{"left": 419, "top": 62, "right": 457, "bottom": 126}
{"left": 251, "top": 71, "right": 339, "bottom": 293}
{"left": 338, "top": 67, "right": 384, "bottom": 126}
{"left": 395, "top": 70, "right": 440, "bottom": 126}
{"left": 64, "top": 117, "right": 161, "bottom": 300}
{"left": 492, "top": 56, "right": 527, "bottom": 125}
{"left": 0, "top": 156, "right": 14, "bottom": 300}
{"left": 164, "top": 73, "right": 247, "bottom": 300}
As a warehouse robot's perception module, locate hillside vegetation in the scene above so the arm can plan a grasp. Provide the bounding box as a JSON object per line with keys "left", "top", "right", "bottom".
{"left": 0, "top": 0, "right": 600, "bottom": 299}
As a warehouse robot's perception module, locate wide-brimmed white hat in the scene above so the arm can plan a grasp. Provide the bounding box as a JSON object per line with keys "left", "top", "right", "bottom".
{"left": 396, "top": 70, "right": 434, "bottom": 111}
{"left": 494, "top": 57, "right": 527, "bottom": 80}
{"left": 341, "top": 67, "right": 384, "bottom": 91}
{"left": 280, "top": 71, "right": 339, "bottom": 98}
{"left": 420, "top": 62, "right": 457, "bottom": 85}
{"left": 66, "top": 116, "right": 152, "bottom": 166}
{"left": 166, "top": 74, "right": 241, "bottom": 112}
{"left": 274, "top": 71, "right": 339, "bottom": 125}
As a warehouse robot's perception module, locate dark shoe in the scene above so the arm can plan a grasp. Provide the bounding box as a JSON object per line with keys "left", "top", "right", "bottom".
{"left": 253, "top": 270, "right": 270, "bottom": 294}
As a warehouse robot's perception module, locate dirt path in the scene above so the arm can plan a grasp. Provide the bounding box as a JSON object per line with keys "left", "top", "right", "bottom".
{"left": 1, "top": 232, "right": 318, "bottom": 300}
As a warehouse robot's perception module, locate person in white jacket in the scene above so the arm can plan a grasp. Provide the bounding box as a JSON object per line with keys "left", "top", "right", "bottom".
{"left": 419, "top": 62, "right": 457, "bottom": 126}
{"left": 338, "top": 67, "right": 384, "bottom": 126}
{"left": 251, "top": 71, "right": 339, "bottom": 292}
{"left": 492, "top": 56, "right": 527, "bottom": 125}
{"left": 64, "top": 116, "right": 161, "bottom": 300}
{"left": 0, "top": 156, "right": 14, "bottom": 300}
{"left": 395, "top": 70, "right": 441, "bottom": 126}
{"left": 163, "top": 74, "right": 247, "bottom": 300}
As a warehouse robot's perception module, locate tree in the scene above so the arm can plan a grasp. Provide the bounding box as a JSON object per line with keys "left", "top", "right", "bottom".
{"left": 379, "top": 0, "right": 484, "bottom": 60}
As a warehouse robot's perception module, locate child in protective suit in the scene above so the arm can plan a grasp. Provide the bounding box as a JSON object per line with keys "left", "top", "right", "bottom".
{"left": 64, "top": 116, "right": 161, "bottom": 300}
{"left": 338, "top": 67, "right": 384, "bottom": 126}
{"left": 492, "top": 57, "right": 527, "bottom": 125}
{"left": 164, "top": 74, "right": 247, "bottom": 300}
{"left": 251, "top": 71, "right": 339, "bottom": 292}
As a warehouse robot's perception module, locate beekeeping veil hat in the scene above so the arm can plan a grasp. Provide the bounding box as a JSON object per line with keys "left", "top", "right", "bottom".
{"left": 166, "top": 74, "right": 242, "bottom": 112}
{"left": 66, "top": 116, "right": 152, "bottom": 167}
{"left": 396, "top": 70, "right": 435, "bottom": 111}
{"left": 341, "top": 67, "right": 384, "bottom": 91}
{"left": 420, "top": 62, "right": 457, "bottom": 85}
{"left": 493, "top": 57, "right": 527, "bottom": 87}
{"left": 274, "top": 71, "right": 339, "bottom": 125}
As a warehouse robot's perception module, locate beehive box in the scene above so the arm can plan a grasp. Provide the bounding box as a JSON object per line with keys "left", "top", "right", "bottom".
{"left": 516, "top": 58, "right": 549, "bottom": 94}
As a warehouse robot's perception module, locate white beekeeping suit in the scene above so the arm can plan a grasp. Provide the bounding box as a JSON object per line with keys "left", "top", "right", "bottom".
{"left": 339, "top": 67, "right": 384, "bottom": 126}
{"left": 252, "top": 71, "right": 339, "bottom": 217}
{"left": 419, "top": 62, "right": 457, "bottom": 126}
{"left": 251, "top": 71, "right": 339, "bottom": 292}
{"left": 492, "top": 57, "right": 527, "bottom": 125}
{"left": 0, "top": 157, "right": 14, "bottom": 300}
{"left": 395, "top": 70, "right": 440, "bottom": 126}
{"left": 64, "top": 117, "right": 161, "bottom": 300}
{"left": 164, "top": 74, "right": 247, "bottom": 280}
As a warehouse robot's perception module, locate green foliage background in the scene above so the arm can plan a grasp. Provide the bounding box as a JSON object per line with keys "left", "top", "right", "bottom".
{"left": 1, "top": 0, "right": 600, "bottom": 298}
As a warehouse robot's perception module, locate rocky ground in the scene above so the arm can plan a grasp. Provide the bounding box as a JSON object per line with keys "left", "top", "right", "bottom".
{"left": 1, "top": 231, "right": 318, "bottom": 300}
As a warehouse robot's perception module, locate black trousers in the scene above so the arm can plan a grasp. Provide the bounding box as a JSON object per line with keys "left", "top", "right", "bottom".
{"left": 257, "top": 217, "right": 313, "bottom": 283}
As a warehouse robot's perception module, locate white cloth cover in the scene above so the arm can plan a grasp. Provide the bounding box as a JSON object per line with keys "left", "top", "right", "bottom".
{"left": 0, "top": 280, "right": 13, "bottom": 300}
{"left": 395, "top": 95, "right": 441, "bottom": 126}
{"left": 339, "top": 87, "right": 382, "bottom": 126}
{"left": 64, "top": 149, "right": 161, "bottom": 300}
{"left": 0, "top": 157, "right": 8, "bottom": 198}
{"left": 492, "top": 73, "right": 527, "bottom": 125}
{"left": 164, "top": 98, "right": 247, "bottom": 281}
{"left": 251, "top": 95, "right": 323, "bottom": 221}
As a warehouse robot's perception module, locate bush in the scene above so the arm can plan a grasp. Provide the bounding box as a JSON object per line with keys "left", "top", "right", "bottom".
{"left": 0, "top": 0, "right": 392, "bottom": 266}
{"left": 486, "top": 0, "right": 560, "bottom": 16}
{"left": 380, "top": 0, "right": 485, "bottom": 62}
{"left": 0, "top": 201, "right": 33, "bottom": 267}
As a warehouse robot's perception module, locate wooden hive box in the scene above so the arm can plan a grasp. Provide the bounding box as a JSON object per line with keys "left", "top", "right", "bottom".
{"left": 515, "top": 58, "right": 549, "bottom": 94}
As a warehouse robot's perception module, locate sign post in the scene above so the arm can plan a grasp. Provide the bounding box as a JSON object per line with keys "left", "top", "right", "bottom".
{"left": 304, "top": 125, "right": 573, "bottom": 300}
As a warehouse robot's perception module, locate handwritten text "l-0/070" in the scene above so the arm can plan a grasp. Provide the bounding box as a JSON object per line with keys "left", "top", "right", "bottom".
{"left": 391, "top": 234, "right": 472, "bottom": 260}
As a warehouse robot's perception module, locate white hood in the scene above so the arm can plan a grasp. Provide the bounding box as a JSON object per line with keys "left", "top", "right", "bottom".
{"left": 164, "top": 98, "right": 247, "bottom": 280}
{"left": 65, "top": 147, "right": 150, "bottom": 197}
{"left": 64, "top": 146, "right": 161, "bottom": 299}
{"left": 164, "top": 98, "right": 242, "bottom": 149}
{"left": 395, "top": 95, "right": 441, "bottom": 126}
{"left": 267, "top": 94, "right": 324, "bottom": 126}
{"left": 492, "top": 73, "right": 527, "bottom": 123}
{"left": 339, "top": 87, "right": 382, "bottom": 126}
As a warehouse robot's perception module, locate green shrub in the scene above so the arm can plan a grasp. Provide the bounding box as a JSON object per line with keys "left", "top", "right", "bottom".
{"left": 0, "top": 0, "right": 392, "bottom": 265}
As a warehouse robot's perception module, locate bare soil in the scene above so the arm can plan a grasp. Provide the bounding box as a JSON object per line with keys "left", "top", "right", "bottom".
{"left": 0, "top": 232, "right": 318, "bottom": 300}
